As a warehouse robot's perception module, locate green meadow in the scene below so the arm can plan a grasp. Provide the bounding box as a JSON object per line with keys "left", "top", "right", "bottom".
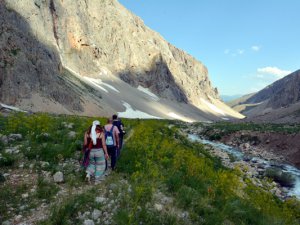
{"left": 0, "top": 113, "right": 299, "bottom": 224}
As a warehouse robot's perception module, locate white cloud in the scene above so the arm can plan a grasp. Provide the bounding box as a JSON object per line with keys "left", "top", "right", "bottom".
{"left": 257, "top": 66, "right": 291, "bottom": 78}
{"left": 237, "top": 49, "right": 244, "bottom": 55}
{"left": 224, "top": 48, "right": 244, "bottom": 56}
{"left": 224, "top": 49, "right": 230, "bottom": 54}
{"left": 251, "top": 45, "right": 260, "bottom": 51}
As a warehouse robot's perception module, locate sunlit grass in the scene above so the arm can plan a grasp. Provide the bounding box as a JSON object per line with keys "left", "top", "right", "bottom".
{"left": 0, "top": 113, "right": 299, "bottom": 224}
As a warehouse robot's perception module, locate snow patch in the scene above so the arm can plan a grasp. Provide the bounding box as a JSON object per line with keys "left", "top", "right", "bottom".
{"left": 222, "top": 117, "right": 230, "bottom": 121}
{"left": 84, "top": 77, "right": 120, "bottom": 93}
{"left": 101, "top": 82, "right": 120, "bottom": 93}
{"left": 168, "top": 112, "right": 193, "bottom": 123}
{"left": 118, "top": 102, "right": 161, "bottom": 119}
{"left": 201, "top": 98, "right": 226, "bottom": 116}
{"left": 0, "top": 103, "right": 27, "bottom": 112}
{"left": 84, "top": 77, "right": 109, "bottom": 93}
{"left": 137, "top": 86, "right": 159, "bottom": 101}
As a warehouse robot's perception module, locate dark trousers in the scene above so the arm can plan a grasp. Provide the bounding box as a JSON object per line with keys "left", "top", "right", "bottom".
{"left": 117, "top": 136, "right": 123, "bottom": 158}
{"left": 106, "top": 146, "right": 117, "bottom": 170}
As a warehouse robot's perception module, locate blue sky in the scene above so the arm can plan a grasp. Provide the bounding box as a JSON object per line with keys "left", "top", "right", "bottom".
{"left": 119, "top": 0, "right": 300, "bottom": 95}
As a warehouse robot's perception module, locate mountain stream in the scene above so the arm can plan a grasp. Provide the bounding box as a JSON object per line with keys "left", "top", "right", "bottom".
{"left": 188, "top": 134, "right": 300, "bottom": 199}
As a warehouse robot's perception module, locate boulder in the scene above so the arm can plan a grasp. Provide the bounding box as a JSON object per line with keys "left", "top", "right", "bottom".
{"left": 244, "top": 143, "right": 251, "bottom": 150}
{"left": 0, "top": 134, "right": 8, "bottom": 145}
{"left": 5, "top": 147, "right": 19, "bottom": 154}
{"left": 8, "top": 134, "right": 22, "bottom": 142}
{"left": 92, "top": 209, "right": 101, "bottom": 220}
{"left": 264, "top": 167, "right": 296, "bottom": 187}
{"left": 154, "top": 203, "right": 163, "bottom": 211}
{"left": 53, "top": 171, "right": 64, "bottom": 183}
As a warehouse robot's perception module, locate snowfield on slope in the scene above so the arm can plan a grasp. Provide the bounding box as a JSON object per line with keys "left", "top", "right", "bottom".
{"left": 118, "top": 102, "right": 161, "bottom": 119}
{"left": 137, "top": 86, "right": 160, "bottom": 101}
{"left": 201, "top": 98, "right": 226, "bottom": 116}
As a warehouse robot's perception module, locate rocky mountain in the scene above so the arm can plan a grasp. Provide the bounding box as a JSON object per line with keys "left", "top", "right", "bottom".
{"left": 227, "top": 93, "right": 256, "bottom": 112}
{"left": 230, "top": 70, "right": 300, "bottom": 123}
{"left": 221, "top": 94, "right": 243, "bottom": 102}
{"left": 0, "top": 0, "right": 243, "bottom": 122}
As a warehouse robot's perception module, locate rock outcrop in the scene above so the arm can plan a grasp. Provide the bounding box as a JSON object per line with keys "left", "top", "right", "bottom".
{"left": 0, "top": 0, "right": 243, "bottom": 121}
{"left": 0, "top": 2, "right": 83, "bottom": 112}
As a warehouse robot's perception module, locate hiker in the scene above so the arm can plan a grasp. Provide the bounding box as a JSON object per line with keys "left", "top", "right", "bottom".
{"left": 112, "top": 114, "right": 125, "bottom": 157}
{"left": 104, "top": 118, "right": 120, "bottom": 170}
{"left": 84, "top": 120, "right": 109, "bottom": 183}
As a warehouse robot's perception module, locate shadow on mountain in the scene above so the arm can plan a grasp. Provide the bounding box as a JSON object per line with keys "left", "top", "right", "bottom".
{"left": 117, "top": 54, "right": 189, "bottom": 104}
{"left": 0, "top": 2, "right": 83, "bottom": 112}
{"left": 0, "top": 2, "right": 230, "bottom": 121}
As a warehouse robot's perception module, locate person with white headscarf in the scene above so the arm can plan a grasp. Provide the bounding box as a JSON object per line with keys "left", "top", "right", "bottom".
{"left": 83, "top": 120, "right": 109, "bottom": 183}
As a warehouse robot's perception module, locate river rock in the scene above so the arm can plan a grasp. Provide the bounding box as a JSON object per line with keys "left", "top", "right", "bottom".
{"left": 244, "top": 143, "right": 250, "bottom": 150}
{"left": 53, "top": 171, "right": 64, "bottom": 183}
{"left": 251, "top": 158, "right": 258, "bottom": 163}
{"left": 257, "top": 168, "right": 265, "bottom": 175}
{"left": 243, "top": 155, "right": 252, "bottom": 162}
{"left": 264, "top": 168, "right": 296, "bottom": 187}
{"left": 257, "top": 163, "right": 266, "bottom": 169}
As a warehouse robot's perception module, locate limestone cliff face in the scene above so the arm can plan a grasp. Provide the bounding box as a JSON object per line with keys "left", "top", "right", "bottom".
{"left": 2, "top": 0, "right": 218, "bottom": 107}
{"left": 0, "top": 1, "right": 83, "bottom": 111}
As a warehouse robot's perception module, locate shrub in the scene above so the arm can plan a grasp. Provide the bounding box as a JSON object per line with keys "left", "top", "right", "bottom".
{"left": 36, "top": 177, "right": 59, "bottom": 202}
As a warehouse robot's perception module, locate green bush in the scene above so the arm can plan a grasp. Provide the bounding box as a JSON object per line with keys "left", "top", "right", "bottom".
{"left": 0, "top": 153, "right": 16, "bottom": 167}
{"left": 36, "top": 177, "right": 59, "bottom": 202}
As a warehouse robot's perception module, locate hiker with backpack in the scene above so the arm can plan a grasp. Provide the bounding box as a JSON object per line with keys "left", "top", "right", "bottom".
{"left": 104, "top": 118, "right": 120, "bottom": 171}
{"left": 83, "top": 120, "right": 109, "bottom": 184}
{"left": 112, "top": 114, "right": 125, "bottom": 158}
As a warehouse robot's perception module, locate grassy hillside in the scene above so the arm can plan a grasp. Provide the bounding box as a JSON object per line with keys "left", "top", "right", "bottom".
{"left": 0, "top": 113, "right": 300, "bottom": 224}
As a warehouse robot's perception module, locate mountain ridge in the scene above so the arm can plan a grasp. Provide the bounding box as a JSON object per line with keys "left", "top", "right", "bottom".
{"left": 0, "top": 0, "right": 243, "bottom": 121}
{"left": 229, "top": 69, "right": 300, "bottom": 123}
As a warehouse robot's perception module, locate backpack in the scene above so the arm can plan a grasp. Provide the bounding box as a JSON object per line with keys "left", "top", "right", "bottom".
{"left": 105, "top": 125, "right": 115, "bottom": 147}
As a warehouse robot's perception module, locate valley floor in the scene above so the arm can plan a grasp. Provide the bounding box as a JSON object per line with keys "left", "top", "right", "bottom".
{"left": 0, "top": 113, "right": 300, "bottom": 225}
